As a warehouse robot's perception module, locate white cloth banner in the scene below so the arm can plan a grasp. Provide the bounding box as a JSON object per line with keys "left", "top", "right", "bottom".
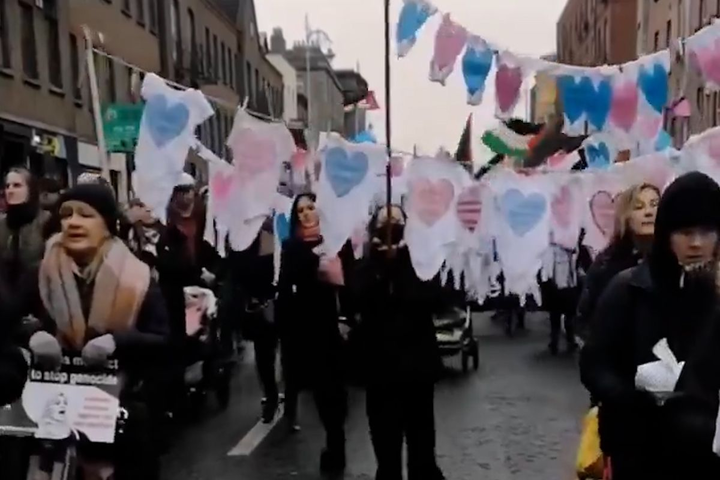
{"left": 134, "top": 74, "right": 213, "bottom": 222}
{"left": 405, "top": 156, "right": 470, "bottom": 281}
{"left": 316, "top": 134, "right": 387, "bottom": 256}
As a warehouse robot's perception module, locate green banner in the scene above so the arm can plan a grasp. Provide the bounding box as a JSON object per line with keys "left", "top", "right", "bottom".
{"left": 102, "top": 103, "right": 144, "bottom": 153}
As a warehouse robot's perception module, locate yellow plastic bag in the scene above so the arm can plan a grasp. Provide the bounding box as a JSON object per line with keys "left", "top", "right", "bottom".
{"left": 576, "top": 407, "right": 605, "bottom": 480}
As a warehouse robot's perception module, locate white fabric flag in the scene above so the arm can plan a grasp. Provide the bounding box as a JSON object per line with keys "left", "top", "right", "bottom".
{"left": 489, "top": 169, "right": 552, "bottom": 304}
{"left": 581, "top": 171, "right": 625, "bottom": 256}
{"left": 405, "top": 156, "right": 470, "bottom": 281}
{"left": 134, "top": 73, "right": 213, "bottom": 222}
{"left": 316, "top": 133, "right": 387, "bottom": 256}
{"left": 214, "top": 109, "right": 295, "bottom": 252}
{"left": 549, "top": 175, "right": 583, "bottom": 250}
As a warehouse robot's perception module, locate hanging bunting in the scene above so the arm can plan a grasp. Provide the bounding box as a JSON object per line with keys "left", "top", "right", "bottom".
{"left": 609, "top": 73, "right": 640, "bottom": 133}
{"left": 495, "top": 51, "right": 526, "bottom": 119}
{"left": 134, "top": 73, "right": 213, "bottom": 223}
{"left": 582, "top": 134, "right": 617, "bottom": 170}
{"left": 396, "top": 0, "right": 438, "bottom": 58}
{"left": 462, "top": 35, "right": 494, "bottom": 106}
{"left": 685, "top": 20, "right": 720, "bottom": 90}
{"left": 316, "top": 133, "right": 387, "bottom": 256}
{"left": 429, "top": 14, "right": 468, "bottom": 85}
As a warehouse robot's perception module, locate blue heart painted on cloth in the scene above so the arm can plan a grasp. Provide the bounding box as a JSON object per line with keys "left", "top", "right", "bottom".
{"left": 583, "top": 77, "right": 612, "bottom": 130}
{"left": 145, "top": 94, "right": 190, "bottom": 147}
{"left": 501, "top": 189, "right": 547, "bottom": 237}
{"left": 275, "top": 213, "right": 290, "bottom": 242}
{"left": 557, "top": 76, "right": 585, "bottom": 124}
{"left": 325, "top": 147, "right": 369, "bottom": 198}
{"left": 586, "top": 142, "right": 611, "bottom": 169}
{"left": 397, "top": 1, "right": 433, "bottom": 44}
{"left": 638, "top": 63, "right": 668, "bottom": 113}
{"left": 655, "top": 130, "right": 672, "bottom": 151}
{"left": 462, "top": 43, "right": 493, "bottom": 96}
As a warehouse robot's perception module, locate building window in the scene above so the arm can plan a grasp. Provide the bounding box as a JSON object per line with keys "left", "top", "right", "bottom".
{"left": 700, "top": 0, "right": 706, "bottom": 28}
{"left": 654, "top": 31, "right": 659, "bottom": 51}
{"left": 221, "top": 43, "right": 226, "bottom": 84}
{"left": 20, "top": 2, "right": 38, "bottom": 80}
{"left": 136, "top": 0, "right": 145, "bottom": 25}
{"left": 188, "top": 9, "right": 196, "bottom": 69}
{"left": 70, "top": 34, "right": 81, "bottom": 101}
{"left": 213, "top": 35, "right": 219, "bottom": 80}
{"left": 234, "top": 53, "right": 239, "bottom": 93}
{"left": 45, "top": 0, "right": 62, "bottom": 88}
{"left": 205, "top": 28, "right": 211, "bottom": 75}
{"left": 122, "top": 0, "right": 131, "bottom": 15}
{"left": 148, "top": 0, "right": 157, "bottom": 33}
{"left": 107, "top": 57, "right": 116, "bottom": 103}
{"left": 245, "top": 61, "right": 251, "bottom": 97}
{"left": 666, "top": 20, "right": 672, "bottom": 48}
{"left": 0, "top": 0, "right": 10, "bottom": 69}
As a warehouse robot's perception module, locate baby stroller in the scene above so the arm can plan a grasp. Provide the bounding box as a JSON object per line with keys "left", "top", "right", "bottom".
{"left": 183, "top": 287, "right": 233, "bottom": 410}
{"left": 434, "top": 305, "right": 479, "bottom": 373}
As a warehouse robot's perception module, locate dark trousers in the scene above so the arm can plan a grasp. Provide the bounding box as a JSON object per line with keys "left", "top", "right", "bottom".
{"left": 254, "top": 328, "right": 278, "bottom": 401}
{"left": 549, "top": 312, "right": 575, "bottom": 345}
{"left": 283, "top": 344, "right": 347, "bottom": 451}
{"left": 366, "top": 381, "right": 444, "bottom": 480}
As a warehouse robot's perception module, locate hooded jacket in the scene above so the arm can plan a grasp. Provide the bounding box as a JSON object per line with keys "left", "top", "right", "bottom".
{"left": 580, "top": 172, "right": 720, "bottom": 478}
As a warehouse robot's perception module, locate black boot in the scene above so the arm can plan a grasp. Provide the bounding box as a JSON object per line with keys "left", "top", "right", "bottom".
{"left": 262, "top": 396, "right": 278, "bottom": 423}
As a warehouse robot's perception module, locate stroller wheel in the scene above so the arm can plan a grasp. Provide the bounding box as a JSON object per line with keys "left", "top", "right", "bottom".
{"left": 461, "top": 351, "right": 469, "bottom": 373}
{"left": 472, "top": 341, "right": 480, "bottom": 371}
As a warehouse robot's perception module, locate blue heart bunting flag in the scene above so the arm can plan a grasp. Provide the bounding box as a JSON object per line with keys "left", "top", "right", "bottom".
{"left": 462, "top": 36, "right": 494, "bottom": 106}
{"left": 638, "top": 63, "right": 669, "bottom": 114}
{"left": 583, "top": 135, "right": 616, "bottom": 170}
{"left": 557, "top": 75, "right": 612, "bottom": 131}
{"left": 397, "top": 0, "right": 438, "bottom": 58}
{"left": 145, "top": 94, "right": 191, "bottom": 148}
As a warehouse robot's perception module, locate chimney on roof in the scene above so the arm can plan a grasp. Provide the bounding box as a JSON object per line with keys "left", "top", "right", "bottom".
{"left": 271, "top": 27, "right": 286, "bottom": 53}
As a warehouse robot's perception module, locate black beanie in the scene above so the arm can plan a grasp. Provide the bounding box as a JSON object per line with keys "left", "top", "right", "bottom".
{"left": 649, "top": 172, "right": 720, "bottom": 288}
{"left": 58, "top": 183, "right": 119, "bottom": 235}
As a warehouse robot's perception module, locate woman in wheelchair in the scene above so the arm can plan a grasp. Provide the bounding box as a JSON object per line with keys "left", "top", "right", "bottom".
{"left": 25, "top": 183, "right": 170, "bottom": 480}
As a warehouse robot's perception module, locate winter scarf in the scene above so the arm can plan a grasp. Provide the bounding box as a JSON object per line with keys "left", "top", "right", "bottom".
{"left": 39, "top": 234, "right": 151, "bottom": 351}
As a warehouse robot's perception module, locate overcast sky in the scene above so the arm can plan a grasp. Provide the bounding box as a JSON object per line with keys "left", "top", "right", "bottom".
{"left": 255, "top": 0, "right": 567, "bottom": 163}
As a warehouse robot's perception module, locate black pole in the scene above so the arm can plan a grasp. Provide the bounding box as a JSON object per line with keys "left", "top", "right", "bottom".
{"left": 384, "top": 0, "right": 393, "bottom": 250}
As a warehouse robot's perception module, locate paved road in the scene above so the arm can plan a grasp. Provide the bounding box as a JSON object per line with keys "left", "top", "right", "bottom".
{"left": 162, "top": 312, "right": 588, "bottom": 480}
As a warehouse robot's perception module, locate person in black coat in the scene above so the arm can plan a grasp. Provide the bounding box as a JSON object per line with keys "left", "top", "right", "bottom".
{"left": 355, "top": 204, "right": 445, "bottom": 480}
{"left": 276, "top": 192, "right": 353, "bottom": 474}
{"left": 580, "top": 172, "right": 720, "bottom": 480}
{"left": 575, "top": 183, "right": 660, "bottom": 343}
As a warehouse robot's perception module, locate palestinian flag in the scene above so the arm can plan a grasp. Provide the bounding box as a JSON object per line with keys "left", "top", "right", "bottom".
{"left": 481, "top": 122, "right": 530, "bottom": 159}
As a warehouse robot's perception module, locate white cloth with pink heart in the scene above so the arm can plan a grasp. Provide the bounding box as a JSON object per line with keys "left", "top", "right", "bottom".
{"left": 134, "top": 74, "right": 214, "bottom": 223}
{"left": 316, "top": 134, "right": 387, "bottom": 257}
{"left": 405, "top": 156, "right": 470, "bottom": 281}
{"left": 489, "top": 169, "right": 552, "bottom": 305}
{"left": 204, "top": 108, "right": 296, "bottom": 253}
{"left": 682, "top": 126, "right": 720, "bottom": 185}
{"left": 549, "top": 176, "right": 584, "bottom": 250}
{"left": 581, "top": 171, "right": 626, "bottom": 256}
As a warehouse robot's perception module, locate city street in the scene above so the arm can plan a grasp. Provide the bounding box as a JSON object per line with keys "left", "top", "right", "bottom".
{"left": 162, "top": 312, "right": 587, "bottom": 480}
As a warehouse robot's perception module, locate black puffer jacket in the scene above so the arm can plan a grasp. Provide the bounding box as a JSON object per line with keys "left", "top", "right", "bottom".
{"left": 0, "top": 344, "right": 27, "bottom": 406}
{"left": 580, "top": 172, "right": 720, "bottom": 479}
{"left": 575, "top": 237, "right": 642, "bottom": 342}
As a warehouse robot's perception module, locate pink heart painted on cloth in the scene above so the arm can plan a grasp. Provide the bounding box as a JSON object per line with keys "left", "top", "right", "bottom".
{"left": 695, "top": 39, "right": 720, "bottom": 85}
{"left": 291, "top": 149, "right": 308, "bottom": 170}
{"left": 231, "top": 129, "right": 276, "bottom": 182}
{"left": 411, "top": 178, "right": 455, "bottom": 227}
{"left": 210, "top": 170, "right": 234, "bottom": 205}
{"left": 495, "top": 64, "right": 523, "bottom": 113}
{"left": 551, "top": 185, "right": 572, "bottom": 229}
{"left": 590, "top": 191, "right": 615, "bottom": 238}
{"left": 706, "top": 134, "right": 720, "bottom": 166}
{"left": 636, "top": 115, "right": 662, "bottom": 139}
{"left": 456, "top": 185, "right": 482, "bottom": 232}
{"left": 432, "top": 14, "right": 468, "bottom": 71}
{"left": 610, "top": 82, "right": 639, "bottom": 132}
{"left": 390, "top": 156, "right": 404, "bottom": 177}
{"left": 672, "top": 98, "right": 691, "bottom": 118}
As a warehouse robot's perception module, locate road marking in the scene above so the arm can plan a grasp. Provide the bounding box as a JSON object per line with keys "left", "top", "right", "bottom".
{"left": 227, "top": 404, "right": 285, "bottom": 457}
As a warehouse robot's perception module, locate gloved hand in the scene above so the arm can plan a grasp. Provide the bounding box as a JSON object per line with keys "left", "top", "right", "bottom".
{"left": 201, "top": 268, "right": 216, "bottom": 287}
{"left": 82, "top": 334, "right": 116, "bottom": 368}
{"left": 29, "top": 331, "right": 62, "bottom": 370}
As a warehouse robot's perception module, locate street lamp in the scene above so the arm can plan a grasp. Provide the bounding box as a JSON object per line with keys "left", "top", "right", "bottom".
{"left": 304, "top": 14, "right": 332, "bottom": 144}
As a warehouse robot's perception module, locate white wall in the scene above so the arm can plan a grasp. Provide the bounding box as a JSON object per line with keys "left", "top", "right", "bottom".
{"left": 267, "top": 54, "right": 298, "bottom": 123}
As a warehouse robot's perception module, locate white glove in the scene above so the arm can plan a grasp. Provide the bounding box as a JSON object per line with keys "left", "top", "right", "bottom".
{"left": 29, "top": 331, "right": 62, "bottom": 370}
{"left": 201, "top": 268, "right": 216, "bottom": 286}
{"left": 82, "top": 334, "right": 116, "bottom": 368}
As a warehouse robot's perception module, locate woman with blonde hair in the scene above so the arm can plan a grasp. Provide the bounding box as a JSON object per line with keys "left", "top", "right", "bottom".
{"left": 576, "top": 183, "right": 660, "bottom": 341}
